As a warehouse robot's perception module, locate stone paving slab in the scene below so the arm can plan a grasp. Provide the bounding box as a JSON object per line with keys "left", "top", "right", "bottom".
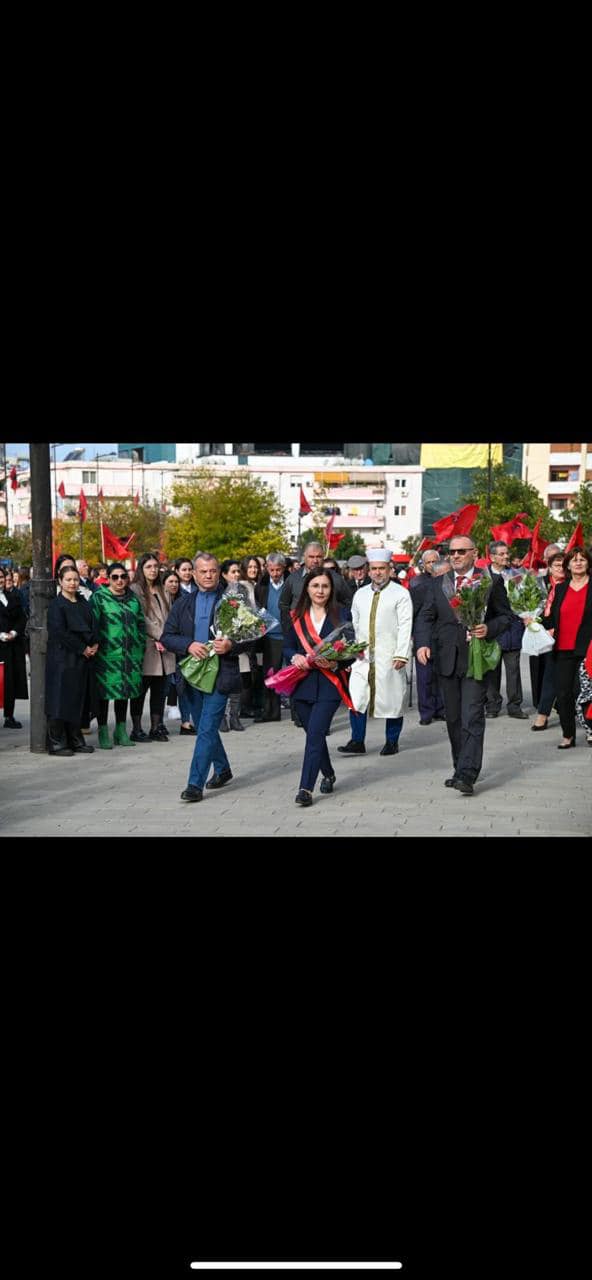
{"left": 1, "top": 654, "right": 590, "bottom": 838}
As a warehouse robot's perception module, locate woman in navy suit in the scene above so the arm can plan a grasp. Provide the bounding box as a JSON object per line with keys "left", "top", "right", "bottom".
{"left": 283, "top": 569, "right": 354, "bottom": 806}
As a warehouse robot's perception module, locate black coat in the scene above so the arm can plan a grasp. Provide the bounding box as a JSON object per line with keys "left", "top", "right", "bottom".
{"left": 542, "top": 578, "right": 592, "bottom": 657}
{"left": 161, "top": 583, "right": 255, "bottom": 696}
{"left": 45, "top": 594, "right": 99, "bottom": 722}
{"left": 0, "top": 590, "right": 28, "bottom": 707}
{"left": 414, "top": 570, "right": 512, "bottom": 679}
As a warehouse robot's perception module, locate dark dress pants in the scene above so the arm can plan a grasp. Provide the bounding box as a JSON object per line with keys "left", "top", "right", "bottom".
{"left": 439, "top": 672, "right": 487, "bottom": 784}
{"left": 485, "top": 649, "right": 523, "bottom": 713}
{"left": 554, "top": 652, "right": 582, "bottom": 741}
{"left": 262, "top": 636, "right": 284, "bottom": 720}
{"left": 294, "top": 697, "right": 339, "bottom": 791}
{"left": 414, "top": 655, "right": 445, "bottom": 720}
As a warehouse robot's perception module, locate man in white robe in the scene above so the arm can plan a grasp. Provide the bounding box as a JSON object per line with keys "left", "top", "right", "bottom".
{"left": 338, "top": 548, "right": 413, "bottom": 756}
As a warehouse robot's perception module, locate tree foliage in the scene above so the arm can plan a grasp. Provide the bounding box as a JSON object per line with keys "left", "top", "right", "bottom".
{"left": 0, "top": 528, "right": 33, "bottom": 565}
{"left": 558, "top": 482, "right": 592, "bottom": 545}
{"left": 461, "top": 465, "right": 563, "bottom": 555}
{"left": 163, "top": 470, "right": 292, "bottom": 563}
{"left": 301, "top": 525, "right": 368, "bottom": 560}
{"left": 52, "top": 498, "right": 167, "bottom": 564}
{"left": 401, "top": 534, "right": 423, "bottom": 556}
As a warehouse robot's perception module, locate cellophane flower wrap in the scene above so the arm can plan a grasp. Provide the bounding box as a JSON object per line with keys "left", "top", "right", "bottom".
{"left": 264, "top": 622, "right": 362, "bottom": 695}
{"left": 179, "top": 588, "right": 278, "bottom": 694}
{"left": 442, "top": 574, "right": 501, "bottom": 680}
{"left": 505, "top": 572, "right": 554, "bottom": 656}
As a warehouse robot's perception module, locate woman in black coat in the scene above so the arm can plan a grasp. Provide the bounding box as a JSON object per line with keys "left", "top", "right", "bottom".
{"left": 45, "top": 564, "right": 99, "bottom": 756}
{"left": 0, "top": 564, "right": 29, "bottom": 729}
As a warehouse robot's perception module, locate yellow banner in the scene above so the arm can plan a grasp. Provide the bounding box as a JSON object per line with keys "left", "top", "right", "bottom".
{"left": 420, "top": 444, "right": 503, "bottom": 469}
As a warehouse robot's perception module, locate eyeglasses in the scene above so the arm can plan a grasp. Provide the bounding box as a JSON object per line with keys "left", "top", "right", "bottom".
{"left": 449, "top": 549, "right": 472, "bottom": 555}
{"left": 110, "top": 573, "right": 128, "bottom": 580}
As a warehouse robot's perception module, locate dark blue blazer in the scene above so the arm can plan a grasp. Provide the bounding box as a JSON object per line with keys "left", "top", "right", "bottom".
{"left": 283, "top": 607, "right": 352, "bottom": 704}
{"left": 161, "top": 584, "right": 255, "bottom": 696}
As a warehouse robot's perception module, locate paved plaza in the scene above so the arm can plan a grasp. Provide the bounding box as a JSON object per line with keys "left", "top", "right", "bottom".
{"left": 1, "top": 653, "right": 590, "bottom": 839}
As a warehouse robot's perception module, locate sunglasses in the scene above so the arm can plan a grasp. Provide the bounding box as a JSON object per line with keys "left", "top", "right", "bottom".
{"left": 449, "top": 549, "right": 473, "bottom": 555}
{"left": 110, "top": 573, "right": 128, "bottom": 580}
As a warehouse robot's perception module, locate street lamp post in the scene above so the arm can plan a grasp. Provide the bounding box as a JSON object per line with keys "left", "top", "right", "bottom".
{"left": 29, "top": 442, "right": 54, "bottom": 753}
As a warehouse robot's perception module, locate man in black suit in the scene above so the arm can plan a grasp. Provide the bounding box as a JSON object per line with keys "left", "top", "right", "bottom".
{"left": 410, "top": 551, "right": 447, "bottom": 724}
{"left": 414, "top": 535, "right": 513, "bottom": 794}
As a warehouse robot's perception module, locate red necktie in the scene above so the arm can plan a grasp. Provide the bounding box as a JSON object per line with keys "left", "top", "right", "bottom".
{"left": 455, "top": 575, "right": 467, "bottom": 591}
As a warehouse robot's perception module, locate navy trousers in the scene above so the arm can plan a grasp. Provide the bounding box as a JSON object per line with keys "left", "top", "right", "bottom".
{"left": 293, "top": 697, "right": 340, "bottom": 791}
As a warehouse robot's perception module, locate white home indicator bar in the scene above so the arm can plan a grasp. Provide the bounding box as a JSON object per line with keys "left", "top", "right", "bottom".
{"left": 190, "top": 1266, "right": 402, "bottom": 1271}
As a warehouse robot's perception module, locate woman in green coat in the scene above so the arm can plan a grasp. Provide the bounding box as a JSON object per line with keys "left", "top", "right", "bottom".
{"left": 90, "top": 562, "right": 146, "bottom": 748}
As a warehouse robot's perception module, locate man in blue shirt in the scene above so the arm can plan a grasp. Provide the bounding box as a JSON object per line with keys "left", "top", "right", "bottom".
{"left": 161, "top": 553, "right": 255, "bottom": 801}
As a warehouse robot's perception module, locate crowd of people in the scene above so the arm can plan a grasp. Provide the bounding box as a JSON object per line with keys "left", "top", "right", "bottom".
{"left": 1, "top": 539, "right": 591, "bottom": 805}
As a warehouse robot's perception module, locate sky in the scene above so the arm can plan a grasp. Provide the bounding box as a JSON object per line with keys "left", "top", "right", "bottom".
{"left": 7, "top": 443, "right": 118, "bottom": 461}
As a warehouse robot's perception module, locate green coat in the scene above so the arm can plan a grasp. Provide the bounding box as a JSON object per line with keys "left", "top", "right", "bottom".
{"left": 91, "top": 586, "right": 146, "bottom": 701}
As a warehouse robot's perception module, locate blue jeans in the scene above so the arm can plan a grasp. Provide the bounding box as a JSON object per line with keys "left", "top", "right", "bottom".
{"left": 185, "top": 686, "right": 231, "bottom": 789}
{"left": 176, "top": 666, "right": 195, "bottom": 725}
{"left": 350, "top": 709, "right": 403, "bottom": 744}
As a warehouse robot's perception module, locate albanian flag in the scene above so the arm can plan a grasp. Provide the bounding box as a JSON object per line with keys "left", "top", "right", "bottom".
{"left": 490, "top": 513, "right": 533, "bottom": 544}
{"left": 564, "top": 521, "right": 584, "bottom": 553}
{"left": 299, "top": 486, "right": 312, "bottom": 515}
{"left": 432, "top": 503, "right": 480, "bottom": 541}
{"left": 57, "top": 480, "right": 66, "bottom": 498}
{"left": 101, "top": 522, "right": 135, "bottom": 561}
{"left": 9, "top": 466, "right": 18, "bottom": 491}
{"left": 522, "top": 516, "right": 549, "bottom": 570}
{"left": 78, "top": 488, "right": 88, "bottom": 522}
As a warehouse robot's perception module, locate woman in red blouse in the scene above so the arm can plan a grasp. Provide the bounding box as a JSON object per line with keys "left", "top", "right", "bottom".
{"left": 543, "top": 547, "right": 592, "bottom": 748}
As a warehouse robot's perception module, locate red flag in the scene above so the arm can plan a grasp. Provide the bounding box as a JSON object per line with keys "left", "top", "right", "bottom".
{"left": 564, "top": 521, "right": 584, "bottom": 553}
{"left": 325, "top": 513, "right": 336, "bottom": 542}
{"left": 9, "top": 466, "right": 18, "bottom": 491}
{"left": 97, "top": 486, "right": 104, "bottom": 502}
{"left": 432, "top": 503, "right": 480, "bottom": 541}
{"left": 133, "top": 491, "right": 140, "bottom": 508}
{"left": 490, "top": 513, "right": 533, "bottom": 544}
{"left": 522, "top": 516, "right": 549, "bottom": 569}
{"left": 101, "top": 521, "right": 133, "bottom": 561}
{"left": 299, "top": 486, "right": 312, "bottom": 516}
{"left": 57, "top": 480, "right": 66, "bottom": 498}
{"left": 328, "top": 531, "right": 345, "bottom": 550}
{"left": 78, "top": 488, "right": 88, "bottom": 522}
{"left": 416, "top": 537, "right": 435, "bottom": 555}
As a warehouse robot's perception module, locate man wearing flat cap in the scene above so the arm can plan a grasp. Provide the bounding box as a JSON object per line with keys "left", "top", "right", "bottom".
{"left": 347, "top": 554, "right": 371, "bottom": 593}
{"left": 338, "top": 548, "right": 413, "bottom": 757}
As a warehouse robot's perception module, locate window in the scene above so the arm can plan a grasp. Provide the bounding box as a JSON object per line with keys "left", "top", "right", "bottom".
{"left": 401, "top": 505, "right": 407, "bottom": 516}
{"left": 394, "top": 505, "right": 400, "bottom": 516}
{"left": 549, "top": 497, "right": 568, "bottom": 510}
{"left": 394, "top": 478, "right": 400, "bottom": 488}
{"left": 82, "top": 471, "right": 97, "bottom": 484}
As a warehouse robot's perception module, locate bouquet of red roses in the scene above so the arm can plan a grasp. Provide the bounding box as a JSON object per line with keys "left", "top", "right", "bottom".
{"left": 441, "top": 574, "right": 501, "bottom": 680}
{"left": 264, "top": 624, "right": 362, "bottom": 696}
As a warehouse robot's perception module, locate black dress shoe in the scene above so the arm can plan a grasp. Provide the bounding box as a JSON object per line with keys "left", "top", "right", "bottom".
{"left": 295, "top": 789, "right": 313, "bottom": 806}
{"left": 180, "top": 786, "right": 203, "bottom": 802}
{"left": 557, "top": 739, "right": 576, "bottom": 749}
{"left": 205, "top": 768, "right": 233, "bottom": 790}
{"left": 419, "top": 718, "right": 433, "bottom": 725}
{"left": 3, "top": 717, "right": 22, "bottom": 728}
{"left": 452, "top": 778, "right": 474, "bottom": 795}
{"left": 149, "top": 726, "right": 169, "bottom": 742}
{"left": 319, "top": 774, "right": 336, "bottom": 794}
{"left": 507, "top": 710, "right": 529, "bottom": 720}
{"left": 179, "top": 724, "right": 197, "bottom": 735}
{"left": 130, "top": 729, "right": 154, "bottom": 743}
{"left": 485, "top": 709, "right": 499, "bottom": 719}
{"left": 531, "top": 721, "right": 548, "bottom": 731}
{"left": 433, "top": 714, "right": 447, "bottom": 721}
{"left": 380, "top": 742, "right": 399, "bottom": 756}
{"left": 444, "top": 777, "right": 457, "bottom": 787}
{"left": 337, "top": 741, "right": 366, "bottom": 754}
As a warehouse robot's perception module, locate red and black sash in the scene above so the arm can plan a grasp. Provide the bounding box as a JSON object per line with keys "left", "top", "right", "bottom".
{"left": 292, "top": 612, "right": 355, "bottom": 710}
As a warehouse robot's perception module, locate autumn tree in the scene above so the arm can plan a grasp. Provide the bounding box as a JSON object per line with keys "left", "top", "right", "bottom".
{"left": 163, "top": 470, "right": 292, "bottom": 562}
{"left": 461, "top": 465, "right": 563, "bottom": 556}
{"left": 301, "top": 525, "right": 368, "bottom": 560}
{"left": 0, "top": 528, "right": 33, "bottom": 565}
{"left": 52, "top": 497, "right": 167, "bottom": 563}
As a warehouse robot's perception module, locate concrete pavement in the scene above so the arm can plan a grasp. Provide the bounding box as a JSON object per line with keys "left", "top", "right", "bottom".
{"left": 1, "top": 655, "right": 590, "bottom": 838}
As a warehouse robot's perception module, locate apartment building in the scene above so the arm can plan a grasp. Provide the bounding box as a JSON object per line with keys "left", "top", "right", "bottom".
{"left": 523, "top": 442, "right": 591, "bottom": 513}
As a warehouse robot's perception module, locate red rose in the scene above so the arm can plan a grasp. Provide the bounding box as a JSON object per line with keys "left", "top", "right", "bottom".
{"left": 229, "top": 600, "right": 239, "bottom": 607}
{"left": 333, "top": 639, "right": 345, "bottom": 651}
{"left": 449, "top": 596, "right": 461, "bottom": 608}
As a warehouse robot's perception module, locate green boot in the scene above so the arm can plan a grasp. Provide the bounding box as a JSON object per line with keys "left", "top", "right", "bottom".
{"left": 113, "top": 722, "right": 136, "bottom": 746}
{"left": 98, "top": 725, "right": 113, "bottom": 750}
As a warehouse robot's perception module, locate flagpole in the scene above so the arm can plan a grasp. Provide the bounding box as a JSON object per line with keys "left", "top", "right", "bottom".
{"left": 79, "top": 512, "right": 84, "bottom": 557}
{"left": 100, "top": 517, "right": 105, "bottom": 563}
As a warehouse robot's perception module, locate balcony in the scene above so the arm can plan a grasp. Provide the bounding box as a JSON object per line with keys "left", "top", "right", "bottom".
{"left": 334, "top": 513, "right": 386, "bottom": 528}
{"left": 323, "top": 486, "right": 386, "bottom": 501}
